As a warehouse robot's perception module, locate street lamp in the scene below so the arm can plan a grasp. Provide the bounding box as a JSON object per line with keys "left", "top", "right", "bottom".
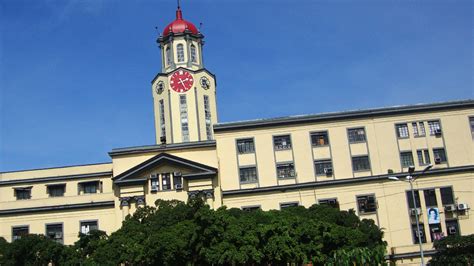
{"left": 388, "top": 164, "right": 432, "bottom": 266}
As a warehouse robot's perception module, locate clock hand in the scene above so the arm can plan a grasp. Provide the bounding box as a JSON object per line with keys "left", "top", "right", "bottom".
{"left": 179, "top": 78, "right": 186, "bottom": 88}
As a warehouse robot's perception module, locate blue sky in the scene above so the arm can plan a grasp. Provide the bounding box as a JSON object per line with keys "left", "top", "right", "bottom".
{"left": 0, "top": 0, "right": 472, "bottom": 172}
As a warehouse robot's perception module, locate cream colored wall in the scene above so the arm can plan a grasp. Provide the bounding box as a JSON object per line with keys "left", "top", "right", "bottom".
{"left": 0, "top": 207, "right": 116, "bottom": 245}
{"left": 215, "top": 109, "right": 474, "bottom": 191}
{"left": 222, "top": 172, "right": 473, "bottom": 255}
{"left": 162, "top": 38, "right": 202, "bottom": 73}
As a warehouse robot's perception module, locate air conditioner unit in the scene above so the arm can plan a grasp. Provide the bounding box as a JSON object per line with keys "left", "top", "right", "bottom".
{"left": 55, "top": 232, "right": 63, "bottom": 239}
{"left": 151, "top": 185, "right": 158, "bottom": 192}
{"left": 324, "top": 168, "right": 333, "bottom": 176}
{"left": 448, "top": 226, "right": 457, "bottom": 235}
{"left": 434, "top": 128, "right": 442, "bottom": 136}
{"left": 175, "top": 183, "right": 183, "bottom": 190}
{"left": 435, "top": 157, "right": 442, "bottom": 164}
{"left": 457, "top": 203, "right": 469, "bottom": 211}
{"left": 445, "top": 204, "right": 456, "bottom": 212}
{"left": 410, "top": 208, "right": 422, "bottom": 216}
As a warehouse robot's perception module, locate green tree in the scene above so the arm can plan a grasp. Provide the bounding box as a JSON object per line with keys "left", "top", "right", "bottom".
{"left": 430, "top": 234, "right": 474, "bottom": 265}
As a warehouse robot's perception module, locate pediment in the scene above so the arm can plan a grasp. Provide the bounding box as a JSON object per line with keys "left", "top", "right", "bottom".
{"left": 112, "top": 153, "right": 217, "bottom": 186}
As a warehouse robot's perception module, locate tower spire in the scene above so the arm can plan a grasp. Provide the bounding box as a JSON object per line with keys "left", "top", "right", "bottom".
{"left": 176, "top": 0, "right": 183, "bottom": 20}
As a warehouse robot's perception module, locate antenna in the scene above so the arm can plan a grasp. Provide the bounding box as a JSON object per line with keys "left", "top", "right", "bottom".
{"left": 199, "top": 22, "right": 203, "bottom": 31}
{"left": 177, "top": 0, "right": 181, "bottom": 9}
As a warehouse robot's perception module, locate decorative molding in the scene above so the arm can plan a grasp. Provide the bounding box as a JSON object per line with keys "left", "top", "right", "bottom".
{"left": 187, "top": 189, "right": 214, "bottom": 199}
{"left": 0, "top": 171, "right": 112, "bottom": 187}
{"left": 222, "top": 165, "right": 474, "bottom": 196}
{"left": 214, "top": 99, "right": 474, "bottom": 132}
{"left": 0, "top": 201, "right": 115, "bottom": 216}
{"left": 134, "top": 196, "right": 146, "bottom": 206}
{"left": 386, "top": 249, "right": 437, "bottom": 260}
{"left": 119, "top": 197, "right": 131, "bottom": 207}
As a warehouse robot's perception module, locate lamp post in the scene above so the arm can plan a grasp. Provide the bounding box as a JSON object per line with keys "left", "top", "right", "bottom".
{"left": 388, "top": 164, "right": 432, "bottom": 266}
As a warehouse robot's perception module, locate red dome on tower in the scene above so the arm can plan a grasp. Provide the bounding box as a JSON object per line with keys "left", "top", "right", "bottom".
{"left": 162, "top": 7, "right": 199, "bottom": 36}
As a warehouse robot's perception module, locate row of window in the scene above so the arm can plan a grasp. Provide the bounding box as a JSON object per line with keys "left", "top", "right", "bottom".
{"left": 12, "top": 221, "right": 99, "bottom": 243}
{"left": 13, "top": 181, "right": 102, "bottom": 201}
{"left": 395, "top": 120, "right": 442, "bottom": 138}
{"left": 400, "top": 148, "right": 447, "bottom": 168}
{"left": 237, "top": 119, "right": 448, "bottom": 155}
{"left": 165, "top": 43, "right": 198, "bottom": 66}
{"left": 150, "top": 172, "right": 183, "bottom": 192}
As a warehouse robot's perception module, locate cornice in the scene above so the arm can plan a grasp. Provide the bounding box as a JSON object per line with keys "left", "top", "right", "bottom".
{"left": 0, "top": 201, "right": 115, "bottom": 216}
{"left": 109, "top": 140, "right": 216, "bottom": 157}
{"left": 222, "top": 165, "right": 474, "bottom": 196}
{"left": 214, "top": 99, "right": 474, "bottom": 132}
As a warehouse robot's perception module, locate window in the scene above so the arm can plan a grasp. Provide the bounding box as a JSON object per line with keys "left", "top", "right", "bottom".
{"left": 440, "top": 187, "right": 454, "bottom": 205}
{"left": 314, "top": 159, "right": 333, "bottom": 176}
{"left": 14, "top": 187, "right": 31, "bottom": 200}
{"left": 433, "top": 148, "right": 447, "bottom": 164}
{"left": 396, "top": 123, "right": 409, "bottom": 138}
{"left": 352, "top": 155, "right": 371, "bottom": 172}
{"left": 400, "top": 151, "right": 414, "bottom": 168}
{"left": 446, "top": 220, "right": 460, "bottom": 236}
{"left": 12, "top": 226, "right": 29, "bottom": 241}
{"left": 428, "top": 120, "right": 441, "bottom": 135}
{"left": 347, "top": 128, "right": 366, "bottom": 143}
{"left": 81, "top": 181, "right": 99, "bottom": 194}
{"left": 176, "top": 43, "right": 184, "bottom": 62}
{"left": 318, "top": 198, "right": 339, "bottom": 209}
{"left": 241, "top": 205, "right": 261, "bottom": 211}
{"left": 162, "top": 173, "right": 171, "bottom": 190}
{"left": 276, "top": 163, "right": 295, "bottom": 179}
{"left": 46, "top": 224, "right": 63, "bottom": 244}
{"left": 165, "top": 46, "right": 172, "bottom": 65}
{"left": 273, "top": 135, "right": 292, "bottom": 150}
{"left": 47, "top": 184, "right": 65, "bottom": 197}
{"left": 424, "top": 189, "right": 438, "bottom": 207}
{"left": 417, "top": 149, "right": 431, "bottom": 166}
{"left": 311, "top": 131, "right": 329, "bottom": 146}
{"left": 204, "top": 95, "right": 212, "bottom": 140}
{"left": 356, "top": 195, "right": 377, "bottom": 214}
{"left": 190, "top": 44, "right": 197, "bottom": 63}
{"left": 412, "top": 223, "right": 427, "bottom": 244}
{"left": 150, "top": 176, "right": 159, "bottom": 192}
{"left": 173, "top": 173, "right": 182, "bottom": 189}
{"left": 239, "top": 167, "right": 258, "bottom": 183}
{"left": 429, "top": 223, "right": 443, "bottom": 242}
{"left": 412, "top": 122, "right": 426, "bottom": 137}
{"left": 159, "top": 100, "right": 166, "bottom": 138}
{"left": 406, "top": 190, "right": 421, "bottom": 209}
{"left": 237, "top": 138, "right": 255, "bottom": 154}
{"left": 470, "top": 117, "right": 474, "bottom": 139}
{"left": 179, "top": 95, "right": 189, "bottom": 142}
{"left": 80, "top": 221, "right": 98, "bottom": 235}
{"left": 280, "top": 202, "right": 299, "bottom": 209}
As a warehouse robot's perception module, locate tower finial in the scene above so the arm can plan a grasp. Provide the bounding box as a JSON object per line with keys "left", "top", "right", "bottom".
{"left": 177, "top": 0, "right": 180, "bottom": 9}
{"left": 176, "top": 0, "right": 183, "bottom": 20}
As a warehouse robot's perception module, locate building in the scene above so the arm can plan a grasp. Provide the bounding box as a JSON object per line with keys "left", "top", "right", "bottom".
{"left": 1, "top": 6, "right": 473, "bottom": 264}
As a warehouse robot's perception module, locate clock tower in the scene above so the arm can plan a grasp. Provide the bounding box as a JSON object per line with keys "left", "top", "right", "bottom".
{"left": 152, "top": 5, "right": 217, "bottom": 144}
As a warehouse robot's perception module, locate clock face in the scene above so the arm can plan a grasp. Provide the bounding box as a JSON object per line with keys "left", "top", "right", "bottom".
{"left": 170, "top": 70, "right": 194, "bottom": 93}
{"left": 155, "top": 81, "right": 164, "bottom": 95}
{"left": 200, "top": 76, "right": 210, "bottom": 89}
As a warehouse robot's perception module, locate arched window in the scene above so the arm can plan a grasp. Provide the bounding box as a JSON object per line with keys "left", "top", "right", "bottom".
{"left": 177, "top": 44, "right": 184, "bottom": 62}
{"left": 190, "top": 44, "right": 197, "bottom": 63}
{"left": 166, "top": 47, "right": 172, "bottom": 65}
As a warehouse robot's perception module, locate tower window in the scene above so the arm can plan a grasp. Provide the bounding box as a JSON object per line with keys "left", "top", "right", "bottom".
{"left": 204, "top": 95, "right": 212, "bottom": 140}
{"left": 273, "top": 135, "right": 292, "bottom": 150}
{"left": 159, "top": 100, "right": 166, "bottom": 138}
{"left": 191, "top": 44, "right": 197, "bottom": 63}
{"left": 276, "top": 163, "right": 295, "bottom": 179}
{"left": 428, "top": 120, "right": 441, "bottom": 136}
{"left": 311, "top": 131, "right": 329, "bottom": 146}
{"left": 179, "top": 95, "right": 189, "bottom": 142}
{"left": 347, "top": 128, "right": 366, "bottom": 143}
{"left": 400, "top": 151, "right": 414, "bottom": 168}
{"left": 166, "top": 47, "right": 172, "bottom": 65}
{"left": 417, "top": 149, "right": 431, "bottom": 166}
{"left": 177, "top": 44, "right": 185, "bottom": 62}
{"left": 237, "top": 138, "right": 255, "bottom": 154}
{"left": 239, "top": 166, "right": 258, "bottom": 184}
{"left": 395, "top": 123, "right": 409, "bottom": 138}
{"left": 352, "top": 155, "right": 371, "bottom": 171}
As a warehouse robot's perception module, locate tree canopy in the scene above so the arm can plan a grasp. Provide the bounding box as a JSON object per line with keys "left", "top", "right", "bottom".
{"left": 0, "top": 198, "right": 387, "bottom": 265}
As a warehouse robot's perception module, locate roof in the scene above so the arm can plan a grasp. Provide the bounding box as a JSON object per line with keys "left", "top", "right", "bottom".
{"left": 214, "top": 99, "right": 474, "bottom": 132}
{"left": 162, "top": 7, "right": 199, "bottom": 36}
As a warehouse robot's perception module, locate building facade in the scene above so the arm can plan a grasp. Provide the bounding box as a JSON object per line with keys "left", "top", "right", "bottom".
{"left": 1, "top": 6, "right": 473, "bottom": 264}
